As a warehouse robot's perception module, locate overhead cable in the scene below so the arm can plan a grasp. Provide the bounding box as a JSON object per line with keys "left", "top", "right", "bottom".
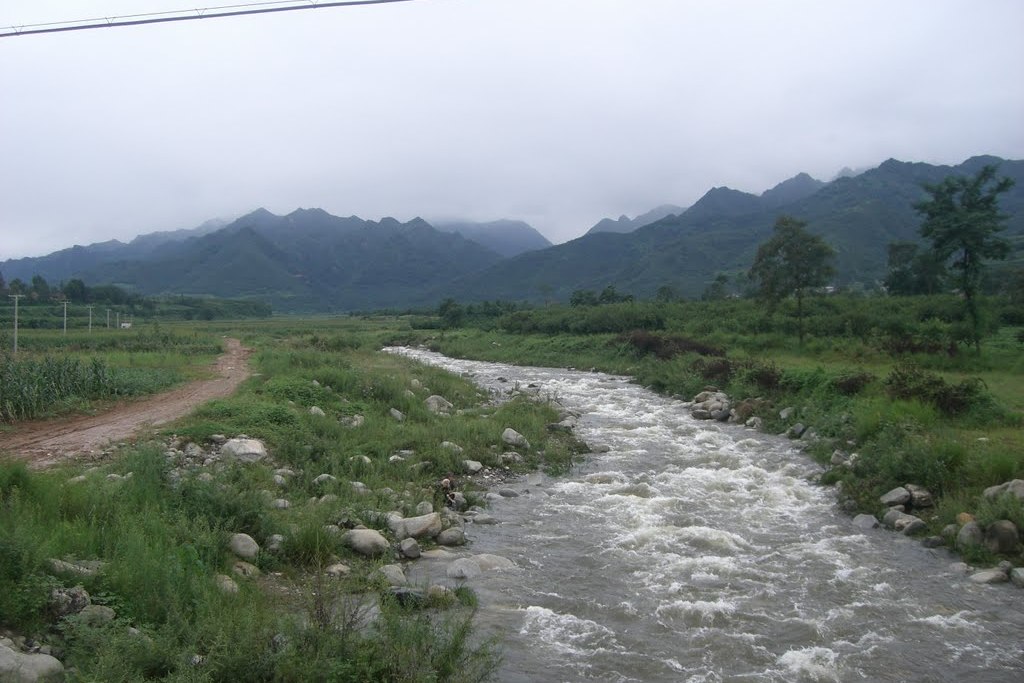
{"left": 2, "top": 0, "right": 418, "bottom": 39}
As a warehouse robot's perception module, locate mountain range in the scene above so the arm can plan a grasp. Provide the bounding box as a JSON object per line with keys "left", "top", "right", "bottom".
{"left": 3, "top": 155, "right": 1022, "bottom": 312}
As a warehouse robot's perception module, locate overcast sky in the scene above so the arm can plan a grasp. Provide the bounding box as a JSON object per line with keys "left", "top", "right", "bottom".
{"left": 2, "top": 0, "right": 1023, "bottom": 258}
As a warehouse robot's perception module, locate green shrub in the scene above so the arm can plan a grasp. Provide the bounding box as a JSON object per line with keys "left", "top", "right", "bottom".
{"left": 884, "top": 364, "right": 992, "bottom": 416}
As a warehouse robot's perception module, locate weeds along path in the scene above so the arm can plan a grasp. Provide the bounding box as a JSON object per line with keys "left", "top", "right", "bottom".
{"left": 0, "top": 338, "right": 253, "bottom": 469}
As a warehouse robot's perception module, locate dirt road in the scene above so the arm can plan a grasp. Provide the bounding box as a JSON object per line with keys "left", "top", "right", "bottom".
{"left": 0, "top": 338, "right": 252, "bottom": 469}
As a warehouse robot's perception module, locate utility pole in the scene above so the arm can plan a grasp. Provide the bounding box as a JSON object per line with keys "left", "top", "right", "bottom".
{"left": 86, "top": 305, "right": 94, "bottom": 332}
{"left": 62, "top": 300, "right": 68, "bottom": 334}
{"left": 106, "top": 309, "right": 110, "bottom": 328}
{"left": 116, "top": 312, "right": 120, "bottom": 329}
{"left": 9, "top": 294, "right": 23, "bottom": 353}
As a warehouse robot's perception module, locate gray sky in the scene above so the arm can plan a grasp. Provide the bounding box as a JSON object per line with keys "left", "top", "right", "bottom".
{"left": 2, "top": 0, "right": 1023, "bottom": 258}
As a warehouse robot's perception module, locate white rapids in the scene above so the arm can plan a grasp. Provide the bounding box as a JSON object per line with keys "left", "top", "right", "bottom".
{"left": 387, "top": 347, "right": 1024, "bottom": 682}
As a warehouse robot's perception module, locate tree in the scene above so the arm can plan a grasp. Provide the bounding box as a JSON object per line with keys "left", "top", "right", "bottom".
{"left": 30, "top": 274, "right": 50, "bottom": 301}
{"left": 654, "top": 285, "right": 677, "bottom": 303}
{"left": 62, "top": 278, "right": 88, "bottom": 303}
{"left": 701, "top": 273, "right": 729, "bottom": 301}
{"left": 569, "top": 289, "right": 598, "bottom": 307}
{"left": 915, "top": 164, "right": 1014, "bottom": 353}
{"left": 437, "top": 298, "right": 464, "bottom": 329}
{"left": 749, "top": 215, "right": 835, "bottom": 345}
{"left": 884, "top": 242, "right": 946, "bottom": 295}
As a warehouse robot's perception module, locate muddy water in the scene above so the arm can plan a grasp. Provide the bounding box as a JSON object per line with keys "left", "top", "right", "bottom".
{"left": 388, "top": 348, "right": 1024, "bottom": 682}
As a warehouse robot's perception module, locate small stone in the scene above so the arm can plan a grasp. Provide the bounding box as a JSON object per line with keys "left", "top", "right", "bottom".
{"left": 1010, "top": 568, "right": 1024, "bottom": 588}
{"left": 266, "top": 534, "right": 285, "bottom": 552}
{"left": 232, "top": 561, "right": 261, "bottom": 579}
{"left": 426, "top": 395, "right": 454, "bottom": 414}
{"left": 309, "top": 406, "right": 326, "bottom": 417}
{"left": 463, "top": 460, "right": 484, "bottom": 474}
{"left": 325, "top": 563, "right": 350, "bottom": 577}
{"left": 313, "top": 473, "right": 337, "bottom": 486}
{"left": 378, "top": 564, "right": 407, "bottom": 586}
{"left": 390, "top": 408, "right": 405, "bottom": 421}
{"left": 852, "top": 514, "right": 879, "bottom": 530}
{"left": 501, "top": 428, "right": 530, "bottom": 449}
{"left": 400, "top": 538, "right": 421, "bottom": 559}
{"left": 880, "top": 486, "right": 911, "bottom": 507}
{"left": 956, "top": 512, "right": 975, "bottom": 526}
{"left": 921, "top": 536, "right": 945, "bottom": 548}
{"left": 215, "top": 574, "right": 239, "bottom": 594}
{"left": 497, "top": 488, "right": 519, "bottom": 498}
{"left": 271, "top": 498, "right": 290, "bottom": 509}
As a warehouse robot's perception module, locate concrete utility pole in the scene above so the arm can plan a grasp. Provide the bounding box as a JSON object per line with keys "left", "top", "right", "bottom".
{"left": 86, "top": 305, "right": 94, "bottom": 332}
{"left": 116, "top": 312, "right": 120, "bottom": 329}
{"left": 9, "top": 294, "right": 23, "bottom": 353}
{"left": 62, "top": 300, "right": 68, "bottom": 334}
{"left": 106, "top": 309, "right": 111, "bottom": 328}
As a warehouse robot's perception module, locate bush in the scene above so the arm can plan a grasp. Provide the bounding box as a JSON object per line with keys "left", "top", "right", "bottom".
{"left": 831, "top": 371, "right": 875, "bottom": 396}
{"left": 884, "top": 364, "right": 991, "bottom": 416}
{"left": 618, "top": 330, "right": 724, "bottom": 359}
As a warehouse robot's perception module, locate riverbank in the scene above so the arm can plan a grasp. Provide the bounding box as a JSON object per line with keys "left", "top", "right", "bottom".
{"left": 0, "top": 324, "right": 585, "bottom": 682}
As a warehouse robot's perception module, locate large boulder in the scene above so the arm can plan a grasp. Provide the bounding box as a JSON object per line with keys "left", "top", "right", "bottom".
{"left": 0, "top": 639, "right": 64, "bottom": 682}
{"left": 48, "top": 585, "right": 90, "bottom": 618}
{"left": 956, "top": 521, "right": 984, "bottom": 550}
{"left": 984, "top": 520, "right": 1020, "bottom": 554}
{"left": 229, "top": 533, "right": 260, "bottom": 560}
{"left": 220, "top": 438, "right": 268, "bottom": 463}
{"left": 343, "top": 529, "right": 390, "bottom": 557}
{"left": 388, "top": 513, "right": 442, "bottom": 540}
{"left": 983, "top": 479, "right": 1024, "bottom": 500}
{"left": 905, "top": 484, "right": 934, "bottom": 508}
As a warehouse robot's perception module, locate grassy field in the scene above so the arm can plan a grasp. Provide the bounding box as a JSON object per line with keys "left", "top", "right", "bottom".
{"left": 0, "top": 318, "right": 584, "bottom": 682}
{"left": 0, "top": 299, "right": 1021, "bottom": 679}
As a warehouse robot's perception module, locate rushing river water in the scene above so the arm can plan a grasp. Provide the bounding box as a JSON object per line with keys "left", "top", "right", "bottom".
{"left": 387, "top": 347, "right": 1024, "bottom": 683}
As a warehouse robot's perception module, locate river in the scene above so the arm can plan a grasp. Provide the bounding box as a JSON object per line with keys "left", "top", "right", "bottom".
{"left": 387, "top": 347, "right": 1024, "bottom": 682}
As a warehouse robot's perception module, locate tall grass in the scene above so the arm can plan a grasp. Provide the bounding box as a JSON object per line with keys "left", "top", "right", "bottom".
{"left": 0, "top": 354, "right": 180, "bottom": 423}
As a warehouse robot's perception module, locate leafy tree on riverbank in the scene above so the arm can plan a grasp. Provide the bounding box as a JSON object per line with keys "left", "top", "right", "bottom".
{"left": 915, "top": 164, "right": 1015, "bottom": 353}
{"left": 748, "top": 215, "right": 835, "bottom": 346}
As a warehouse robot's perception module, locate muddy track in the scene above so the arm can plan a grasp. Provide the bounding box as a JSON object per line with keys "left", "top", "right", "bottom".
{"left": 0, "top": 338, "right": 253, "bottom": 469}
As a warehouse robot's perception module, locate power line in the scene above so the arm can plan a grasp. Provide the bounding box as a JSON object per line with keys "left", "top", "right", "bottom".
{"left": 1, "top": 0, "right": 418, "bottom": 39}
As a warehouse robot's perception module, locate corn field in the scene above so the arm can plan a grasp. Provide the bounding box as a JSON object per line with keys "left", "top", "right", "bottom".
{"left": 0, "top": 354, "right": 176, "bottom": 423}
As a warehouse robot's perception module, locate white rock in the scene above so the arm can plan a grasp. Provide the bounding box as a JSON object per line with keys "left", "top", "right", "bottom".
{"left": 502, "top": 428, "right": 530, "bottom": 449}
{"left": 228, "top": 533, "right": 260, "bottom": 560}
{"left": 343, "top": 528, "right": 390, "bottom": 557}
{"left": 0, "top": 640, "right": 64, "bottom": 682}
{"left": 220, "top": 438, "right": 268, "bottom": 463}
{"left": 309, "top": 406, "right": 326, "bottom": 417}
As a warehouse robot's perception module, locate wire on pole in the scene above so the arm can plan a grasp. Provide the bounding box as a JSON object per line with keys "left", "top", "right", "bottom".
{"left": 1, "top": 0, "right": 418, "bottom": 38}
